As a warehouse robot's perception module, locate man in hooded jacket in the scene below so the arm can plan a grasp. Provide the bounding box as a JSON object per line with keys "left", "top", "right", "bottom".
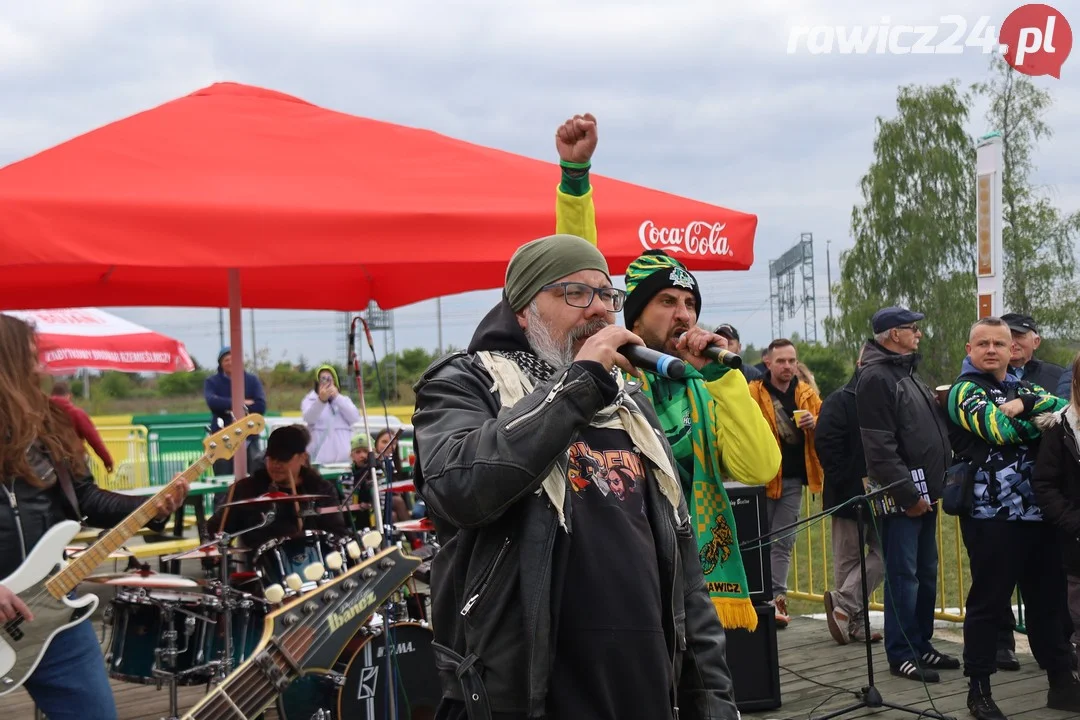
{"left": 412, "top": 233, "right": 739, "bottom": 720}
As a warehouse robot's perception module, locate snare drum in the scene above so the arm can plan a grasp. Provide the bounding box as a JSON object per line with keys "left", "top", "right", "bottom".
{"left": 251, "top": 530, "right": 351, "bottom": 600}
{"left": 276, "top": 623, "right": 440, "bottom": 720}
{"left": 106, "top": 591, "right": 221, "bottom": 685}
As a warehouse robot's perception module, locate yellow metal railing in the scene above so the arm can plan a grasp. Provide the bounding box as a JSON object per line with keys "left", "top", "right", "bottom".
{"left": 86, "top": 425, "right": 151, "bottom": 490}
{"left": 787, "top": 492, "right": 973, "bottom": 622}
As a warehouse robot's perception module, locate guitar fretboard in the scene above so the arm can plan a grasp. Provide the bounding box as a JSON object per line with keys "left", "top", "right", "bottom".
{"left": 45, "top": 457, "right": 211, "bottom": 598}
{"left": 187, "top": 653, "right": 282, "bottom": 720}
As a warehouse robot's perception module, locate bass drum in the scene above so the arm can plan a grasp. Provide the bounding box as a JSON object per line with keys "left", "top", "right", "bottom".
{"left": 276, "top": 623, "right": 440, "bottom": 720}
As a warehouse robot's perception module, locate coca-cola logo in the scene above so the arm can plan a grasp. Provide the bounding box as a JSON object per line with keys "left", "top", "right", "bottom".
{"left": 638, "top": 221, "right": 732, "bottom": 256}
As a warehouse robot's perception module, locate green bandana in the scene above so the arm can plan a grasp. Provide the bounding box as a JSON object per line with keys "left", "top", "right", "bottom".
{"left": 635, "top": 364, "right": 758, "bottom": 631}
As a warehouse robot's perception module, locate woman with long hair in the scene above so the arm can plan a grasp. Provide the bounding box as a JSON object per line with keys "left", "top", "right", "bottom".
{"left": 0, "top": 315, "right": 189, "bottom": 719}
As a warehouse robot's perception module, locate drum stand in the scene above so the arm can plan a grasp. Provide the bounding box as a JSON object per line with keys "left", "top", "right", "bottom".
{"left": 205, "top": 510, "right": 277, "bottom": 685}
{"left": 152, "top": 598, "right": 197, "bottom": 720}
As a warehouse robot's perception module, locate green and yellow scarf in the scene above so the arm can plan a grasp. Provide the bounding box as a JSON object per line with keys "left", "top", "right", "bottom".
{"left": 638, "top": 366, "right": 758, "bottom": 631}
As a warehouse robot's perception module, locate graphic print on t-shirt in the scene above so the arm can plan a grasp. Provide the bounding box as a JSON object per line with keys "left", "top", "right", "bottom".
{"left": 567, "top": 440, "right": 647, "bottom": 515}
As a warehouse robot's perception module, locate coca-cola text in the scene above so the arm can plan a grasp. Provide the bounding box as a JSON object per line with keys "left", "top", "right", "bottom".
{"left": 638, "top": 220, "right": 733, "bottom": 256}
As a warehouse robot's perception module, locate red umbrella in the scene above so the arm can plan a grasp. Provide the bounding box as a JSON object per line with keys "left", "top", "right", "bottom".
{"left": 3, "top": 307, "right": 194, "bottom": 374}
{"left": 0, "top": 81, "right": 758, "bottom": 475}
{"left": 0, "top": 82, "right": 756, "bottom": 312}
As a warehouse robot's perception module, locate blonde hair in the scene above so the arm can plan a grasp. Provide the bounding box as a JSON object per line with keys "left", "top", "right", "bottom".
{"left": 796, "top": 362, "right": 819, "bottom": 395}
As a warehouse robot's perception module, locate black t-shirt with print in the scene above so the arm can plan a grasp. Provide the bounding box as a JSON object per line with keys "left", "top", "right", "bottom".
{"left": 546, "top": 426, "right": 672, "bottom": 720}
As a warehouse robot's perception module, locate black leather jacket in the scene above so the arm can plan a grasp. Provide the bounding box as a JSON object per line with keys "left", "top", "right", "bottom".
{"left": 1, "top": 451, "right": 158, "bottom": 579}
{"left": 411, "top": 301, "right": 738, "bottom": 720}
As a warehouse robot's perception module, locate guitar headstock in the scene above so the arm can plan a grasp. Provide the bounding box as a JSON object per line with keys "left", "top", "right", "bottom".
{"left": 203, "top": 414, "right": 266, "bottom": 463}
{"left": 262, "top": 546, "right": 419, "bottom": 672}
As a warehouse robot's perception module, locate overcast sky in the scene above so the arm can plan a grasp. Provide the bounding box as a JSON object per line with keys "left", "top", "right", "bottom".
{"left": 2, "top": 0, "right": 1076, "bottom": 370}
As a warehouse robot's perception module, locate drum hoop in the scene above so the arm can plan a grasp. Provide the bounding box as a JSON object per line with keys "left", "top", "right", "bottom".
{"left": 336, "top": 622, "right": 434, "bottom": 718}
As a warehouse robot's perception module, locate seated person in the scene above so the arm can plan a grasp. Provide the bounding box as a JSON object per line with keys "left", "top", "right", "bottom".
{"left": 206, "top": 425, "right": 347, "bottom": 551}
{"left": 349, "top": 431, "right": 409, "bottom": 525}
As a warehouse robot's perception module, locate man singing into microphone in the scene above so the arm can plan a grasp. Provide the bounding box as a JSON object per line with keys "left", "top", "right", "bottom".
{"left": 412, "top": 234, "right": 740, "bottom": 720}
{"left": 553, "top": 112, "right": 780, "bottom": 630}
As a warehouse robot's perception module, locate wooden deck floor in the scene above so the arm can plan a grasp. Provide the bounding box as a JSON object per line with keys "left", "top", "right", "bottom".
{"left": 744, "top": 618, "right": 1080, "bottom": 720}
{"left": 5, "top": 616, "right": 1079, "bottom": 719}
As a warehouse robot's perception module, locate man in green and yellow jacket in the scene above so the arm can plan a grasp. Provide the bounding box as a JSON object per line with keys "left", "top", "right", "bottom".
{"left": 550, "top": 113, "right": 780, "bottom": 630}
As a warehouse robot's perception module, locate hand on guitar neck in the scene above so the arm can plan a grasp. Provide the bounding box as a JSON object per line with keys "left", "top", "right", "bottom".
{"left": 152, "top": 474, "right": 192, "bottom": 522}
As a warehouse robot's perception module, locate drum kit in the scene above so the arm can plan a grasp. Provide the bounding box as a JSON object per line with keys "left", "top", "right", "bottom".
{"left": 84, "top": 477, "right": 441, "bottom": 720}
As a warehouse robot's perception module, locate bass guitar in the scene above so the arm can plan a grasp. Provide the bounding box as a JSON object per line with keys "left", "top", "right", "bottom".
{"left": 0, "top": 415, "right": 265, "bottom": 694}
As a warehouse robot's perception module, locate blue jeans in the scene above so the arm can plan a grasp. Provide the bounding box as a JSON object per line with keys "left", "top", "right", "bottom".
{"left": 879, "top": 511, "right": 938, "bottom": 666}
{"left": 23, "top": 619, "right": 117, "bottom": 720}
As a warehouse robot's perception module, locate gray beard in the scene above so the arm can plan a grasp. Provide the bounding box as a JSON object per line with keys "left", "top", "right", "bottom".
{"left": 523, "top": 304, "right": 609, "bottom": 369}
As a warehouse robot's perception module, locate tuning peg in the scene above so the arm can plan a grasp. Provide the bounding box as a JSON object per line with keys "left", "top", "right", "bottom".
{"left": 264, "top": 584, "right": 285, "bottom": 604}
{"left": 345, "top": 540, "right": 362, "bottom": 559}
{"left": 304, "top": 563, "right": 325, "bottom": 582}
{"left": 325, "top": 551, "right": 344, "bottom": 571}
{"left": 285, "top": 573, "right": 303, "bottom": 591}
{"left": 361, "top": 531, "right": 382, "bottom": 550}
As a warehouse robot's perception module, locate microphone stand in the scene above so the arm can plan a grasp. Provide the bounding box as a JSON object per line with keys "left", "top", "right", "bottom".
{"left": 349, "top": 316, "right": 386, "bottom": 541}
{"left": 210, "top": 509, "right": 276, "bottom": 685}
{"left": 739, "top": 478, "right": 955, "bottom": 720}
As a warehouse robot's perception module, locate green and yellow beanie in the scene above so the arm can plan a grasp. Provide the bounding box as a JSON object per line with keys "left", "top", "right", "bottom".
{"left": 623, "top": 250, "right": 702, "bottom": 330}
{"left": 315, "top": 364, "right": 340, "bottom": 388}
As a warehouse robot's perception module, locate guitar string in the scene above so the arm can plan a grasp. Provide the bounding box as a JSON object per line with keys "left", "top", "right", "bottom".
{"left": 197, "top": 564, "right": 398, "bottom": 717}
{"left": 5, "top": 462, "right": 212, "bottom": 634}
{"left": 225, "top": 559, "right": 413, "bottom": 717}
{"left": 223, "top": 572, "right": 378, "bottom": 715}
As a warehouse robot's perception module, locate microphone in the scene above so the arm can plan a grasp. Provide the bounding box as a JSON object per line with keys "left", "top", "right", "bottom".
{"left": 675, "top": 332, "right": 743, "bottom": 369}
{"left": 347, "top": 317, "right": 357, "bottom": 370}
{"left": 360, "top": 318, "right": 376, "bottom": 353}
{"left": 618, "top": 344, "right": 686, "bottom": 379}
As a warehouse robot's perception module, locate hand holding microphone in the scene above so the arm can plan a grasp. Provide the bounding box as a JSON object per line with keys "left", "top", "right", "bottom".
{"left": 575, "top": 326, "right": 687, "bottom": 380}
{"left": 674, "top": 328, "right": 743, "bottom": 370}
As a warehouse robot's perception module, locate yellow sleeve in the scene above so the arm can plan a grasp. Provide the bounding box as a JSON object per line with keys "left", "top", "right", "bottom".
{"left": 555, "top": 186, "right": 597, "bottom": 246}
{"left": 707, "top": 370, "right": 782, "bottom": 486}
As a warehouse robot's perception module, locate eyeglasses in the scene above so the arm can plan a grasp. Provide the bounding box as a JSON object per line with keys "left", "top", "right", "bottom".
{"left": 542, "top": 282, "right": 627, "bottom": 311}
{"left": 895, "top": 324, "right": 919, "bottom": 332}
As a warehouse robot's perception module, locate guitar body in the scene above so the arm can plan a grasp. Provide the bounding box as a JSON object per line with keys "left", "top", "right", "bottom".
{"left": 0, "top": 520, "right": 98, "bottom": 695}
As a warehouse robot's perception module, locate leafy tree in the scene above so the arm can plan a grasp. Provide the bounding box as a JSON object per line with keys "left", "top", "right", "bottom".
{"left": 795, "top": 343, "right": 853, "bottom": 399}
{"left": 157, "top": 370, "right": 210, "bottom": 397}
{"left": 98, "top": 371, "right": 136, "bottom": 399}
{"left": 974, "top": 57, "right": 1080, "bottom": 335}
{"left": 827, "top": 82, "right": 976, "bottom": 386}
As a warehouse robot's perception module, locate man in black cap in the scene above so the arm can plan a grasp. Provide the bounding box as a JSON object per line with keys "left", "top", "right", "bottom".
{"left": 856, "top": 306, "right": 956, "bottom": 682}
{"left": 206, "top": 425, "right": 347, "bottom": 550}
{"left": 998, "top": 313, "right": 1066, "bottom": 399}
{"left": 715, "top": 323, "right": 763, "bottom": 381}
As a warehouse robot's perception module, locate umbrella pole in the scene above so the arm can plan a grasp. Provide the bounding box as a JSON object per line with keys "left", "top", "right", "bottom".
{"left": 229, "top": 269, "right": 248, "bottom": 479}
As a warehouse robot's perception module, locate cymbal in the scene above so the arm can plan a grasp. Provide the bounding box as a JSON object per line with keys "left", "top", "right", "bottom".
{"left": 219, "top": 491, "right": 330, "bottom": 508}
{"left": 160, "top": 544, "right": 249, "bottom": 562}
{"left": 83, "top": 571, "right": 201, "bottom": 589}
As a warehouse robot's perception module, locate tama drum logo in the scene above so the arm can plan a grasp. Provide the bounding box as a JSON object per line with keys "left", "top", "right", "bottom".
{"left": 638, "top": 220, "right": 733, "bottom": 256}
{"left": 328, "top": 590, "right": 377, "bottom": 633}
{"left": 376, "top": 640, "right": 417, "bottom": 658}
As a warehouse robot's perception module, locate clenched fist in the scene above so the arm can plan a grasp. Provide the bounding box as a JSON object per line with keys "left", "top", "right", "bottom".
{"left": 556, "top": 113, "right": 597, "bottom": 165}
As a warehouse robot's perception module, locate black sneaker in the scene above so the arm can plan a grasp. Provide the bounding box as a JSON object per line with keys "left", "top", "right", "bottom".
{"left": 968, "top": 681, "right": 1007, "bottom": 720}
{"left": 891, "top": 661, "right": 940, "bottom": 683}
{"left": 1047, "top": 675, "right": 1080, "bottom": 713}
{"left": 995, "top": 647, "right": 1020, "bottom": 671}
{"left": 921, "top": 649, "right": 961, "bottom": 669}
